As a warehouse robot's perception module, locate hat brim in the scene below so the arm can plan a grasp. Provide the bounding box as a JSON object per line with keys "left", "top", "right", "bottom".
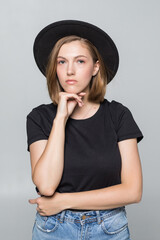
{"left": 33, "top": 20, "right": 119, "bottom": 83}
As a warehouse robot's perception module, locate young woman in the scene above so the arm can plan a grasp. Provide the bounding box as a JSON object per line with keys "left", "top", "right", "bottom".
{"left": 26, "top": 20, "right": 144, "bottom": 240}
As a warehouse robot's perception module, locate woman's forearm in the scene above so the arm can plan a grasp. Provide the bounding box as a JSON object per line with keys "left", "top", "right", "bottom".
{"left": 32, "top": 116, "right": 67, "bottom": 196}
{"left": 63, "top": 184, "right": 142, "bottom": 210}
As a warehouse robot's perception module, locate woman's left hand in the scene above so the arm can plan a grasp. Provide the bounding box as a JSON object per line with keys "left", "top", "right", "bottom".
{"left": 28, "top": 192, "right": 66, "bottom": 216}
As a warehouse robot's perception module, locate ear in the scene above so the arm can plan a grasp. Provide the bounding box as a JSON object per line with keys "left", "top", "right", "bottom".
{"left": 92, "top": 60, "right": 100, "bottom": 76}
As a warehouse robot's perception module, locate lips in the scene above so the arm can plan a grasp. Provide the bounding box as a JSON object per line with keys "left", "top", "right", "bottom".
{"left": 66, "top": 80, "right": 77, "bottom": 82}
{"left": 66, "top": 80, "right": 77, "bottom": 84}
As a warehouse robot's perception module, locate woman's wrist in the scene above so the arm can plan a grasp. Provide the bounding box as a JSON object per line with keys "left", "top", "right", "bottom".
{"left": 61, "top": 192, "right": 72, "bottom": 210}
{"left": 54, "top": 115, "right": 68, "bottom": 125}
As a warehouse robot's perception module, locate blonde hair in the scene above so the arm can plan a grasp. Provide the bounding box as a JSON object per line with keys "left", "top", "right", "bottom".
{"left": 46, "top": 35, "right": 109, "bottom": 105}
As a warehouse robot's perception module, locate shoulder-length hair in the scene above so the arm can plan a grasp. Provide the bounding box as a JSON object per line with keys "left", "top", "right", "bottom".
{"left": 46, "top": 35, "right": 109, "bottom": 105}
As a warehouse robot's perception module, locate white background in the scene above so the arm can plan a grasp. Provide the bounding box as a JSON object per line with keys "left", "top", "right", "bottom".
{"left": 0, "top": 0, "right": 159, "bottom": 239}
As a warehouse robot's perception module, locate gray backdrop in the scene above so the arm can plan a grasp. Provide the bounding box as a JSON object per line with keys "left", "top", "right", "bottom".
{"left": 0, "top": 0, "right": 159, "bottom": 239}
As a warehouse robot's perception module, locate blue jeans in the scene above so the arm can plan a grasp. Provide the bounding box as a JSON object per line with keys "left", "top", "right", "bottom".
{"left": 32, "top": 206, "right": 131, "bottom": 239}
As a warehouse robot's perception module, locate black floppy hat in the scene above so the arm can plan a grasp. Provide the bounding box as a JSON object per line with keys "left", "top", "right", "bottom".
{"left": 33, "top": 20, "right": 119, "bottom": 83}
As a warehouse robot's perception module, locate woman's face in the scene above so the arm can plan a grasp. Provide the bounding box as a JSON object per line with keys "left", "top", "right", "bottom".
{"left": 56, "top": 40, "right": 99, "bottom": 94}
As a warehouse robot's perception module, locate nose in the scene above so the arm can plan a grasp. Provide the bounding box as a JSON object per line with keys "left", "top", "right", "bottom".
{"left": 67, "top": 62, "right": 75, "bottom": 76}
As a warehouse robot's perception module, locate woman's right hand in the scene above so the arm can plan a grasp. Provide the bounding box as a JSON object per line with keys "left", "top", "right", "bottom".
{"left": 56, "top": 91, "right": 86, "bottom": 120}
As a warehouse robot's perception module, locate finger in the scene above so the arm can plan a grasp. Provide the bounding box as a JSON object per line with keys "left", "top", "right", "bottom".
{"left": 38, "top": 210, "right": 46, "bottom": 216}
{"left": 28, "top": 198, "right": 37, "bottom": 204}
{"left": 69, "top": 97, "right": 83, "bottom": 107}
{"left": 36, "top": 207, "right": 44, "bottom": 214}
{"left": 36, "top": 206, "right": 42, "bottom": 211}
{"left": 66, "top": 93, "right": 84, "bottom": 102}
{"left": 78, "top": 92, "right": 86, "bottom": 95}
{"left": 38, "top": 212, "right": 45, "bottom": 216}
{"left": 75, "top": 98, "right": 84, "bottom": 107}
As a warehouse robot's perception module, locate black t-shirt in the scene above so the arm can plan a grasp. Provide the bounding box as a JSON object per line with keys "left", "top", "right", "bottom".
{"left": 26, "top": 98, "right": 144, "bottom": 194}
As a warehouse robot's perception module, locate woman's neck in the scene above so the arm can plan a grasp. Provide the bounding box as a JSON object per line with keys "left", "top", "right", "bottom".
{"left": 70, "top": 100, "right": 100, "bottom": 119}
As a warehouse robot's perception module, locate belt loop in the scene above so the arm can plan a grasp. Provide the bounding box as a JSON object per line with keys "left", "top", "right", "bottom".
{"left": 95, "top": 210, "right": 101, "bottom": 224}
{"left": 59, "top": 210, "right": 66, "bottom": 223}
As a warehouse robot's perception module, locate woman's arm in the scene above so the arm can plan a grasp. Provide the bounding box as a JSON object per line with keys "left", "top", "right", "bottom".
{"left": 30, "top": 115, "right": 67, "bottom": 196}
{"left": 29, "top": 92, "right": 84, "bottom": 197}
{"left": 63, "top": 138, "right": 143, "bottom": 210}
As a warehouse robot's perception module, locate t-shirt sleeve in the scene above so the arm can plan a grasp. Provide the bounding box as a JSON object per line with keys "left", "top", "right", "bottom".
{"left": 110, "top": 100, "right": 144, "bottom": 143}
{"left": 26, "top": 109, "right": 48, "bottom": 152}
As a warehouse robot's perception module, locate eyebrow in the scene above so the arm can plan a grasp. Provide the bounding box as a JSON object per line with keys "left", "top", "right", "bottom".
{"left": 57, "top": 55, "right": 88, "bottom": 59}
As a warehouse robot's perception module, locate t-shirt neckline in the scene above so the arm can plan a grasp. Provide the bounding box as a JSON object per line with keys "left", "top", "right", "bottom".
{"left": 68, "top": 99, "right": 105, "bottom": 122}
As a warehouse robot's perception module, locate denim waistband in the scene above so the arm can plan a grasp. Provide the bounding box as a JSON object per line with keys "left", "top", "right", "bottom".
{"left": 54, "top": 206, "right": 125, "bottom": 225}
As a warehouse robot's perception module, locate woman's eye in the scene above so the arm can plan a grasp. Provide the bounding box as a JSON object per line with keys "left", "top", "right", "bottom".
{"left": 77, "top": 60, "right": 84, "bottom": 63}
{"left": 58, "top": 60, "right": 65, "bottom": 64}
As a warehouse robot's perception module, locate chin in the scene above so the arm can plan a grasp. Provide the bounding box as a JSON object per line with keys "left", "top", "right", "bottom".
{"left": 63, "top": 85, "right": 88, "bottom": 94}
{"left": 63, "top": 89, "right": 77, "bottom": 94}
{"left": 63, "top": 87, "right": 80, "bottom": 94}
